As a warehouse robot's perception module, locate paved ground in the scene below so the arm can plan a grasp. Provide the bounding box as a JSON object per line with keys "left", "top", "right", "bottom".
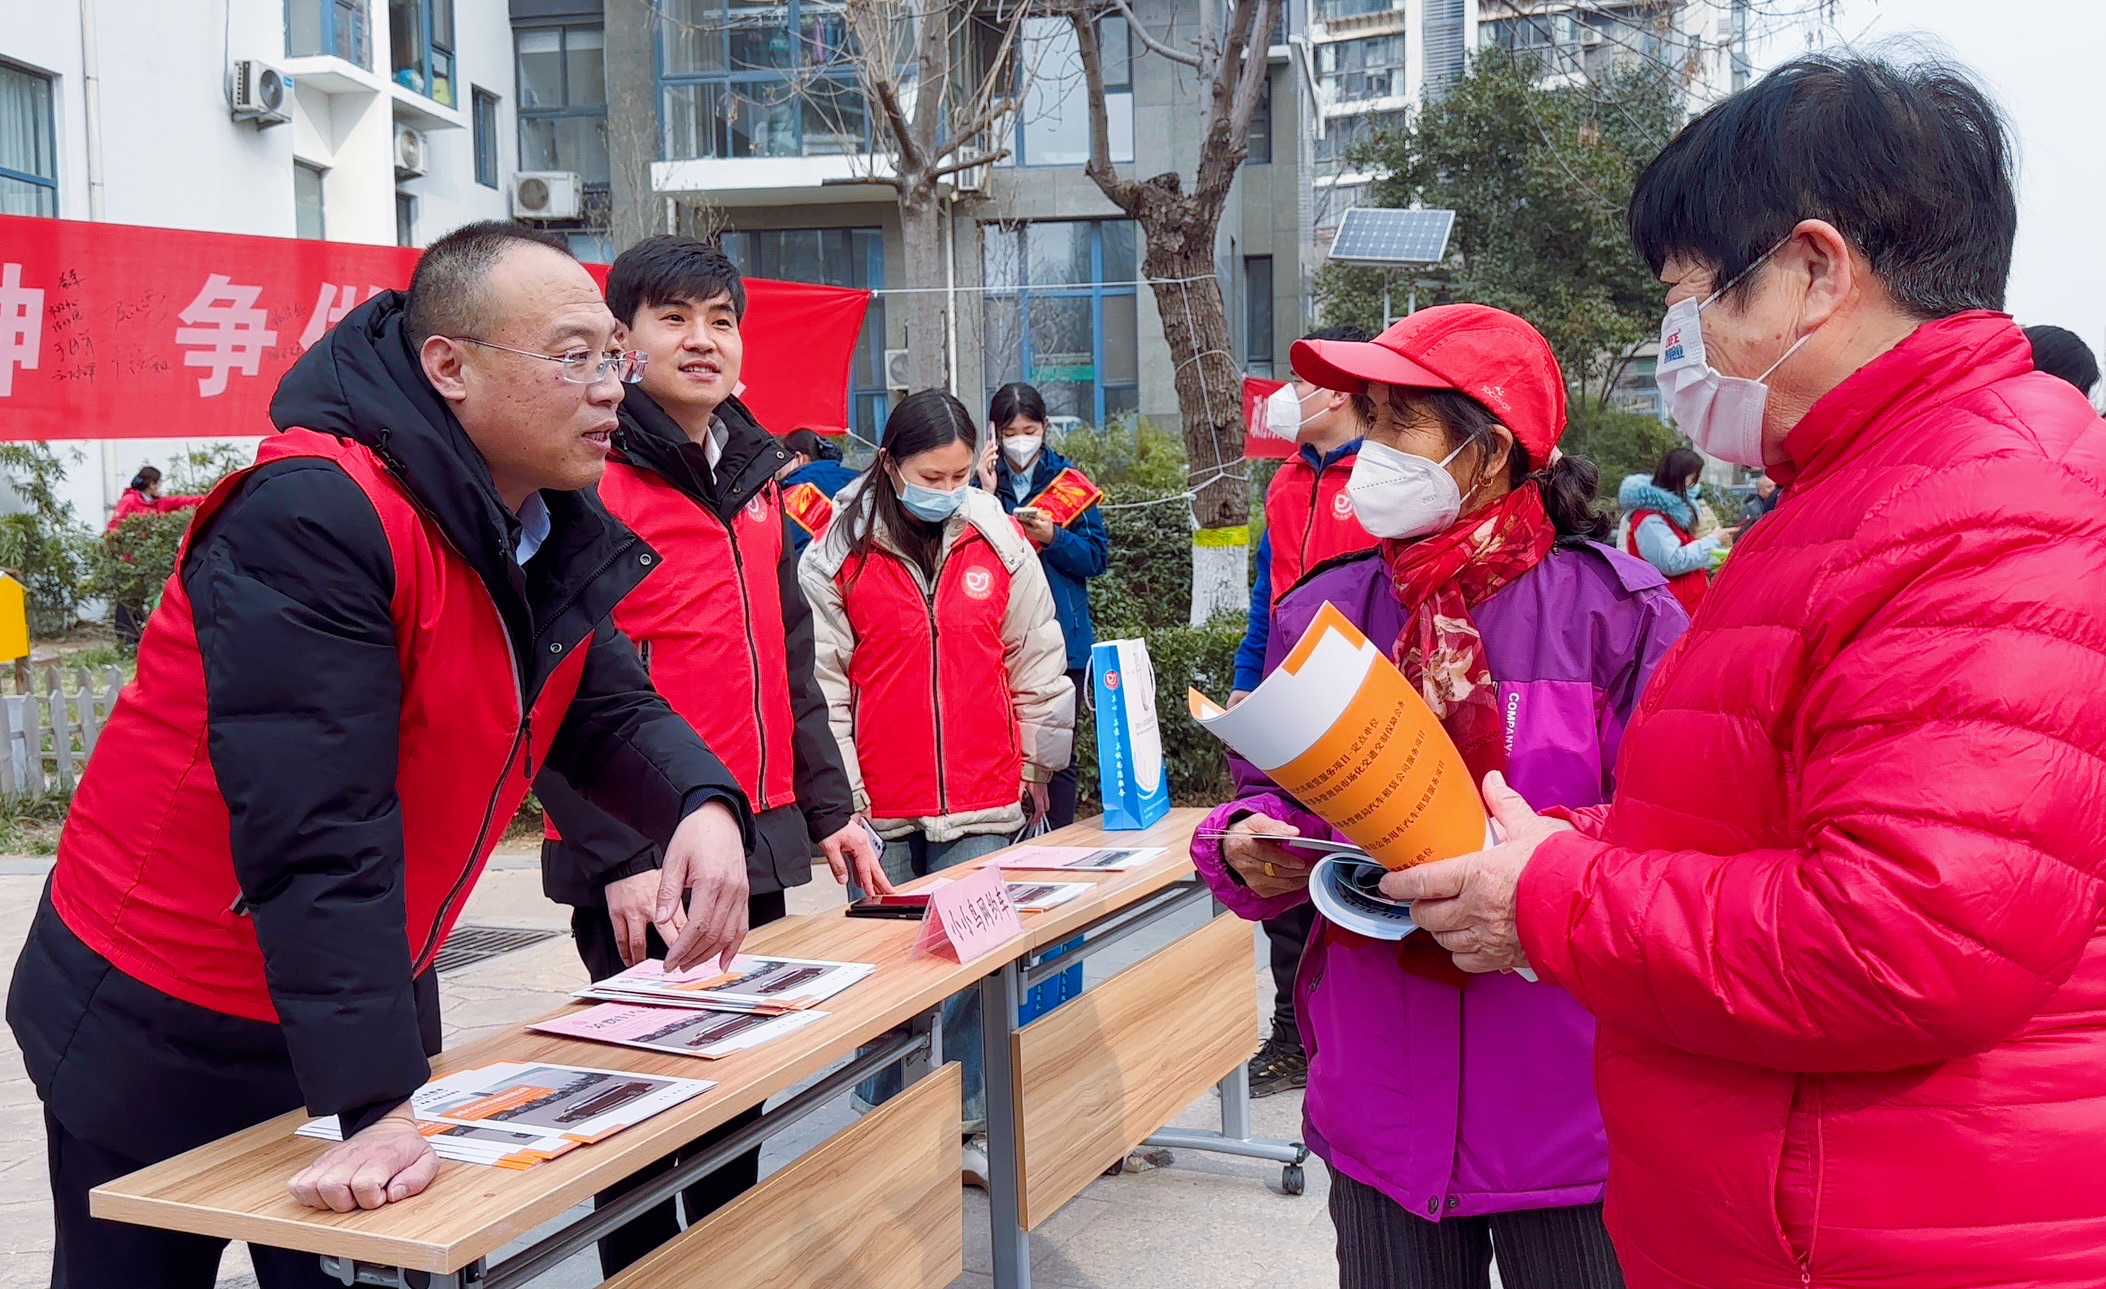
{"left": 0, "top": 851, "right": 1340, "bottom": 1288}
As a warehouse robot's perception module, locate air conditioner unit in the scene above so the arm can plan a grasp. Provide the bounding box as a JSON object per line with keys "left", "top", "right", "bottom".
{"left": 884, "top": 348, "right": 912, "bottom": 391}
{"left": 393, "top": 124, "right": 428, "bottom": 179}
{"left": 228, "top": 59, "right": 293, "bottom": 127}
{"left": 511, "top": 171, "right": 582, "bottom": 220}
{"left": 1578, "top": 27, "right": 1603, "bottom": 46}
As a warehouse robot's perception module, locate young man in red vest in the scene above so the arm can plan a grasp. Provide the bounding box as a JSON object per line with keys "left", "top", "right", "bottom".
{"left": 1230, "top": 325, "right": 1379, "bottom": 1098}
{"left": 7, "top": 223, "right": 755, "bottom": 1287}
{"left": 535, "top": 234, "right": 887, "bottom": 1274}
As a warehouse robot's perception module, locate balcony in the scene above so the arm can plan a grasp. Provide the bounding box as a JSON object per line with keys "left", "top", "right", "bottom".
{"left": 287, "top": 0, "right": 371, "bottom": 68}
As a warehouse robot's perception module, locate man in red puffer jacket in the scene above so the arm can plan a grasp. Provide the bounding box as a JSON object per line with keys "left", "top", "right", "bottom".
{"left": 1384, "top": 57, "right": 2106, "bottom": 1288}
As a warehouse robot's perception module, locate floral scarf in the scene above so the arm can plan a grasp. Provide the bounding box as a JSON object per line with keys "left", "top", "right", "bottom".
{"left": 1377, "top": 485, "right": 1558, "bottom": 988}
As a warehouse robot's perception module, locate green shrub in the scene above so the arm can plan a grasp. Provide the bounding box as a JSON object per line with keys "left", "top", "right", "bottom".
{"left": 0, "top": 445, "right": 93, "bottom": 637}
{"left": 86, "top": 511, "right": 193, "bottom": 624}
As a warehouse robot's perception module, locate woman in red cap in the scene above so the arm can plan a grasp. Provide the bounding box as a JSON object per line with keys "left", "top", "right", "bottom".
{"left": 1189, "top": 304, "right": 1688, "bottom": 1287}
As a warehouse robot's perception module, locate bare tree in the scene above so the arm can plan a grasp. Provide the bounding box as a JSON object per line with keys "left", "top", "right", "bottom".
{"left": 1067, "top": 0, "right": 1281, "bottom": 623}
{"left": 838, "top": 0, "right": 1034, "bottom": 390}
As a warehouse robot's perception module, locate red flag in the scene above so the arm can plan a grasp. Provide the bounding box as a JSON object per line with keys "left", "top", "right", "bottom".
{"left": 0, "top": 215, "right": 872, "bottom": 441}
{"left": 1243, "top": 375, "right": 1293, "bottom": 460}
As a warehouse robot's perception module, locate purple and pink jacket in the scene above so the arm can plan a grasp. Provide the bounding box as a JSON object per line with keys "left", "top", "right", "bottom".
{"left": 1192, "top": 541, "right": 1687, "bottom": 1222}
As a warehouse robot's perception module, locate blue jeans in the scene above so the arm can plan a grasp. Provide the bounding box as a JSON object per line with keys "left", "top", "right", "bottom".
{"left": 855, "top": 830, "right": 1011, "bottom": 1133}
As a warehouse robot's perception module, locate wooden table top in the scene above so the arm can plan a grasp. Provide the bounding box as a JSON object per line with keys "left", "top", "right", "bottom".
{"left": 91, "top": 809, "right": 1205, "bottom": 1274}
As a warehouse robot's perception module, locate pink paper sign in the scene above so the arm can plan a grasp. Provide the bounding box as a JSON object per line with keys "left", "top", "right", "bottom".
{"left": 912, "top": 867, "right": 1024, "bottom": 964}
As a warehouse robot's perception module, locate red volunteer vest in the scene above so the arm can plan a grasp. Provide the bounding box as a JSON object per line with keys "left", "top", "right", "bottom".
{"left": 1623, "top": 508, "right": 1711, "bottom": 616}
{"left": 49, "top": 431, "right": 590, "bottom": 1024}
{"left": 1266, "top": 449, "right": 1377, "bottom": 602}
{"left": 594, "top": 459, "right": 797, "bottom": 812}
{"left": 836, "top": 529, "right": 1020, "bottom": 817}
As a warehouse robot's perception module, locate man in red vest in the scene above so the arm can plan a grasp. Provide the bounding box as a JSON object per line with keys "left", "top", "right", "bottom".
{"left": 7, "top": 223, "right": 755, "bottom": 1288}
{"left": 1230, "top": 325, "right": 1380, "bottom": 1098}
{"left": 535, "top": 234, "right": 887, "bottom": 1274}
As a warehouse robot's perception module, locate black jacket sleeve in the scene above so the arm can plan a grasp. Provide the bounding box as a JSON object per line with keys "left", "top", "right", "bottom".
{"left": 541, "top": 620, "right": 757, "bottom": 853}
{"left": 533, "top": 768, "right": 660, "bottom": 907}
{"left": 781, "top": 511, "right": 857, "bottom": 841}
{"left": 187, "top": 460, "right": 429, "bottom": 1135}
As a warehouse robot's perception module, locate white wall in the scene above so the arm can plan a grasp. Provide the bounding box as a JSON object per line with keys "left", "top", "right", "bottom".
{"left": 0, "top": 0, "right": 521, "bottom": 530}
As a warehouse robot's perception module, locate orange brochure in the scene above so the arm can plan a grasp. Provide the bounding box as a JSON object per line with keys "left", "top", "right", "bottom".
{"left": 1023, "top": 467, "right": 1105, "bottom": 528}
{"left": 1189, "top": 602, "right": 1488, "bottom": 870}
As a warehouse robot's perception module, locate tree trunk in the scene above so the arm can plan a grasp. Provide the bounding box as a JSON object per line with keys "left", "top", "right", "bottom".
{"left": 898, "top": 185, "right": 949, "bottom": 392}
{"left": 1146, "top": 238, "right": 1248, "bottom": 626}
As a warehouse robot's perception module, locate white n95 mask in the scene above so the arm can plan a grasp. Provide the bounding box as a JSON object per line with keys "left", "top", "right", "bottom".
{"left": 1653, "top": 239, "right": 1811, "bottom": 469}
{"left": 1265, "top": 383, "right": 1317, "bottom": 441}
{"left": 1345, "top": 439, "right": 1473, "bottom": 541}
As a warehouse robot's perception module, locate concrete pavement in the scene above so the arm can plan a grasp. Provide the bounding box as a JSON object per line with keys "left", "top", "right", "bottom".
{"left": 0, "top": 851, "right": 1338, "bottom": 1288}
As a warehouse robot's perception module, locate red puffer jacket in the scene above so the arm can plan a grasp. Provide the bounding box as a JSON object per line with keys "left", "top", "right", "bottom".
{"left": 1265, "top": 442, "right": 1375, "bottom": 602}
{"left": 1517, "top": 312, "right": 2106, "bottom": 1287}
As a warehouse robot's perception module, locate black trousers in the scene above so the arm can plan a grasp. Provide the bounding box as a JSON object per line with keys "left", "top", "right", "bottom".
{"left": 1045, "top": 667, "right": 1089, "bottom": 830}
{"left": 1329, "top": 1169, "right": 1626, "bottom": 1289}
{"left": 1262, "top": 902, "right": 1317, "bottom": 1045}
{"left": 571, "top": 888, "right": 789, "bottom": 1276}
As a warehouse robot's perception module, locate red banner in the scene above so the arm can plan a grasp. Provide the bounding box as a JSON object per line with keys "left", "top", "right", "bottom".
{"left": 0, "top": 215, "right": 872, "bottom": 441}
{"left": 1243, "top": 375, "right": 1293, "bottom": 460}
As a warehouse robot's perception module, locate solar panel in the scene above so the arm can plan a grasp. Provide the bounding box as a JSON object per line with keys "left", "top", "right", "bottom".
{"left": 1327, "top": 208, "right": 1456, "bottom": 266}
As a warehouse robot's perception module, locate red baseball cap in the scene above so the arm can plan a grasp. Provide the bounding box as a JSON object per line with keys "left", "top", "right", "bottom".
{"left": 1289, "top": 304, "right": 1568, "bottom": 465}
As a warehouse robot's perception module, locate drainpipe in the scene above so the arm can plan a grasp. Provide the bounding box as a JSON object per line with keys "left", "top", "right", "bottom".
{"left": 944, "top": 194, "right": 960, "bottom": 396}
{"left": 82, "top": 0, "right": 115, "bottom": 531}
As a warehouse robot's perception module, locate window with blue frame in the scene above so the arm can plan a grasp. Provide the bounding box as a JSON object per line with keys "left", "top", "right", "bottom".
{"left": 518, "top": 25, "right": 609, "bottom": 185}
{"left": 1006, "top": 17, "right": 1131, "bottom": 167}
{"left": 982, "top": 220, "right": 1140, "bottom": 429}
{"left": 717, "top": 227, "right": 890, "bottom": 439}
{"left": 287, "top": 0, "right": 372, "bottom": 67}
{"left": 472, "top": 87, "right": 499, "bottom": 187}
{"left": 390, "top": 0, "right": 456, "bottom": 107}
{"left": 0, "top": 60, "right": 57, "bottom": 217}
{"left": 658, "top": 0, "right": 868, "bottom": 160}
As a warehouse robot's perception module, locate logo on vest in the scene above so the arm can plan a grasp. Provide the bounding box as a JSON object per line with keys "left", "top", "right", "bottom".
{"left": 745, "top": 493, "right": 771, "bottom": 524}
{"left": 962, "top": 567, "right": 994, "bottom": 600}
{"left": 1332, "top": 490, "right": 1355, "bottom": 519}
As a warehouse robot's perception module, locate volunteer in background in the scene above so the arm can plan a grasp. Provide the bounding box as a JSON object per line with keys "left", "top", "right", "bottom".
{"left": 1230, "top": 324, "right": 1380, "bottom": 1100}
{"left": 975, "top": 381, "right": 1109, "bottom": 829}
{"left": 1616, "top": 447, "right": 1729, "bottom": 615}
{"left": 1194, "top": 306, "right": 1687, "bottom": 1289}
{"left": 9, "top": 222, "right": 754, "bottom": 1288}
{"left": 779, "top": 427, "right": 860, "bottom": 555}
{"left": 535, "top": 234, "right": 887, "bottom": 1275}
{"left": 800, "top": 388, "right": 1074, "bottom": 1174}
{"left": 2025, "top": 323, "right": 2099, "bottom": 397}
{"left": 106, "top": 466, "right": 209, "bottom": 648}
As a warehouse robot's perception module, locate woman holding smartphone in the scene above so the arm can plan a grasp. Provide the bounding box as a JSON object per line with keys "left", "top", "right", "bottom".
{"left": 799, "top": 390, "right": 1074, "bottom": 1159}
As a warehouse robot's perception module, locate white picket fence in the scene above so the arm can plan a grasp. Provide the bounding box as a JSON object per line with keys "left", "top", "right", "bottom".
{"left": 0, "top": 666, "right": 126, "bottom": 796}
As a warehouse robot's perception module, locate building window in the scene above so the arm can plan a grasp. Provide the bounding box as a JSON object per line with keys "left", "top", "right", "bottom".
{"left": 287, "top": 0, "right": 372, "bottom": 67}
{"left": 718, "top": 227, "right": 889, "bottom": 439}
{"left": 1318, "top": 34, "right": 1406, "bottom": 106}
{"left": 1246, "top": 76, "right": 1272, "bottom": 165}
{"left": 1244, "top": 256, "right": 1273, "bottom": 376}
{"left": 1317, "top": 0, "right": 1401, "bottom": 20}
{"left": 518, "top": 25, "right": 608, "bottom": 184}
{"left": 1313, "top": 108, "right": 1405, "bottom": 163}
{"left": 395, "top": 191, "right": 415, "bottom": 246}
{"left": 658, "top": 0, "right": 868, "bottom": 161}
{"left": 472, "top": 87, "right": 499, "bottom": 187}
{"left": 0, "top": 60, "right": 57, "bottom": 217}
{"left": 390, "top": 0, "right": 456, "bottom": 108}
{"left": 1479, "top": 12, "right": 1581, "bottom": 52}
{"left": 983, "top": 220, "right": 1140, "bottom": 428}
{"left": 1010, "top": 18, "right": 1131, "bottom": 167}
{"left": 295, "top": 162, "right": 327, "bottom": 239}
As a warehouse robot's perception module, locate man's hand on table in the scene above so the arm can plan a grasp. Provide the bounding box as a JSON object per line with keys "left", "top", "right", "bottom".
{"left": 288, "top": 1110, "right": 436, "bottom": 1212}
{"left": 606, "top": 868, "right": 685, "bottom": 968}
{"left": 1378, "top": 772, "right": 1571, "bottom": 974}
{"left": 659, "top": 800, "right": 751, "bottom": 973}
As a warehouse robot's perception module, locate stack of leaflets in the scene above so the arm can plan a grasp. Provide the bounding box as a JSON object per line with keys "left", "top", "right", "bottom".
{"left": 1003, "top": 880, "right": 1092, "bottom": 911}
{"left": 295, "top": 1061, "right": 714, "bottom": 1167}
{"left": 993, "top": 845, "right": 1166, "bottom": 872}
{"left": 529, "top": 1002, "right": 827, "bottom": 1059}
{"left": 580, "top": 954, "right": 874, "bottom": 1014}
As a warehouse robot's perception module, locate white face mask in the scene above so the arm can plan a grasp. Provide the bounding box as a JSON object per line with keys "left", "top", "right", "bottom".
{"left": 1001, "top": 433, "right": 1043, "bottom": 470}
{"left": 1264, "top": 383, "right": 1321, "bottom": 441}
{"left": 1654, "top": 239, "right": 1813, "bottom": 469}
{"left": 1345, "top": 438, "right": 1475, "bottom": 541}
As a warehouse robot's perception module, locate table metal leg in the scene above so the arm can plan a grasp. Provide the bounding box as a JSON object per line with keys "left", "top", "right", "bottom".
{"left": 980, "top": 961, "right": 1030, "bottom": 1289}
{"left": 321, "top": 1255, "right": 485, "bottom": 1286}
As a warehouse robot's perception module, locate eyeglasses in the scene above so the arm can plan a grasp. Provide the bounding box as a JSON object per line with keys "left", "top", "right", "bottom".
{"left": 456, "top": 338, "right": 649, "bottom": 385}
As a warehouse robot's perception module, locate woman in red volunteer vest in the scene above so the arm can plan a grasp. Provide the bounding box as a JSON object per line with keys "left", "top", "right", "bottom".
{"left": 7, "top": 224, "right": 753, "bottom": 1288}
{"left": 1616, "top": 447, "right": 1733, "bottom": 614}
{"left": 799, "top": 389, "right": 1073, "bottom": 1155}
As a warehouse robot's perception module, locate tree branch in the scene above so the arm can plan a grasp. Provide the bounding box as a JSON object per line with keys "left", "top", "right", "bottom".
{"left": 1069, "top": 1, "right": 1142, "bottom": 212}
{"left": 929, "top": 146, "right": 1010, "bottom": 181}
{"left": 1103, "top": 0, "right": 1201, "bottom": 69}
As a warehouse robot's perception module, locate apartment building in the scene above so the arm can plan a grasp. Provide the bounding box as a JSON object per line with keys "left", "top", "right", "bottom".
{"left": 0, "top": 0, "right": 519, "bottom": 520}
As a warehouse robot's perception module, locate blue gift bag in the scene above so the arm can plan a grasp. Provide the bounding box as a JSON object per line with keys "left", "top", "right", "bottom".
{"left": 1092, "top": 638, "right": 1170, "bottom": 830}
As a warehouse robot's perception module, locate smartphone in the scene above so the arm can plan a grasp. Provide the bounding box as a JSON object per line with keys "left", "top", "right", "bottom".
{"left": 846, "top": 893, "right": 933, "bottom": 920}
{"left": 1014, "top": 506, "right": 1044, "bottom": 523}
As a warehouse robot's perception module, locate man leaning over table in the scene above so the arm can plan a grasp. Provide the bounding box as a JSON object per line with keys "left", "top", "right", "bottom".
{"left": 7, "top": 221, "right": 756, "bottom": 1289}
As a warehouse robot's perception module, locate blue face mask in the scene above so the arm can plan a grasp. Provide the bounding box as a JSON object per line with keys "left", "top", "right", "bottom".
{"left": 897, "top": 479, "right": 966, "bottom": 522}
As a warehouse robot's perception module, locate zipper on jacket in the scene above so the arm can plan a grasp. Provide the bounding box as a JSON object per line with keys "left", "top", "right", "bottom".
{"left": 1300, "top": 460, "right": 1324, "bottom": 573}
{"left": 719, "top": 511, "right": 773, "bottom": 804}
{"left": 413, "top": 621, "right": 525, "bottom": 975}
{"left": 924, "top": 583, "right": 948, "bottom": 816}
